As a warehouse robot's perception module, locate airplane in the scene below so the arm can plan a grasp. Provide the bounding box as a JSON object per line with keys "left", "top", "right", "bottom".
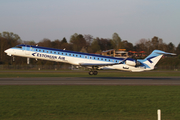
{"left": 4, "top": 44, "right": 176, "bottom": 75}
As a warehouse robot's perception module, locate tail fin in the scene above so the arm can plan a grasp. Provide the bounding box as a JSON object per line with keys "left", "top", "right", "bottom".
{"left": 140, "top": 50, "right": 176, "bottom": 69}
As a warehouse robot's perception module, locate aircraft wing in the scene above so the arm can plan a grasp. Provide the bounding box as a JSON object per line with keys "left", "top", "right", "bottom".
{"left": 79, "top": 62, "right": 118, "bottom": 67}
{"left": 79, "top": 58, "right": 128, "bottom": 67}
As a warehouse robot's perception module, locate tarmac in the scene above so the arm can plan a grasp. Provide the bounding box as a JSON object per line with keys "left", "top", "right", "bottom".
{"left": 1, "top": 77, "right": 180, "bottom": 85}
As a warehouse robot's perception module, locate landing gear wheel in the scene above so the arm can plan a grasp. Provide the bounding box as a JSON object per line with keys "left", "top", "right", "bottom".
{"left": 93, "top": 71, "right": 98, "bottom": 75}
{"left": 89, "top": 71, "right": 98, "bottom": 75}
{"left": 89, "top": 71, "right": 94, "bottom": 75}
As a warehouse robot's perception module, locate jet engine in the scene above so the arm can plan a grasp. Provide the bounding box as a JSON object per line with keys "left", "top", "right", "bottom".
{"left": 125, "top": 60, "right": 136, "bottom": 66}
{"left": 125, "top": 60, "right": 141, "bottom": 67}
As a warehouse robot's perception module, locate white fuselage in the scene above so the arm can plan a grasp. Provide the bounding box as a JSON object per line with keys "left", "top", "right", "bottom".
{"left": 4, "top": 45, "right": 153, "bottom": 72}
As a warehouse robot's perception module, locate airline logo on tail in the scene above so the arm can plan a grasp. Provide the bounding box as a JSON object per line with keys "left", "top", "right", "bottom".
{"left": 147, "top": 56, "right": 156, "bottom": 63}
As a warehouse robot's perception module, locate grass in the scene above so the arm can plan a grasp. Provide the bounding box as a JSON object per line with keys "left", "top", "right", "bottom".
{"left": 0, "top": 70, "right": 180, "bottom": 77}
{"left": 0, "top": 86, "right": 180, "bottom": 120}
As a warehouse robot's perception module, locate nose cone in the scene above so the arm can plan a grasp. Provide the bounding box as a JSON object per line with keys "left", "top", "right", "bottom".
{"left": 4, "top": 49, "right": 8, "bottom": 53}
{"left": 4, "top": 49, "right": 12, "bottom": 56}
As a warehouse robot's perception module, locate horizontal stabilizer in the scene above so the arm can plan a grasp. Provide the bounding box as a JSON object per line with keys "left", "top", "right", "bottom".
{"left": 155, "top": 51, "right": 176, "bottom": 56}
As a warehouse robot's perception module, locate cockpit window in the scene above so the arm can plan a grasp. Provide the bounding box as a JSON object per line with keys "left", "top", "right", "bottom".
{"left": 15, "top": 46, "right": 22, "bottom": 49}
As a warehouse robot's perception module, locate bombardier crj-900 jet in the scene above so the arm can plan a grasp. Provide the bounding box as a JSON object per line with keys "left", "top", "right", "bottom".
{"left": 4, "top": 44, "right": 176, "bottom": 75}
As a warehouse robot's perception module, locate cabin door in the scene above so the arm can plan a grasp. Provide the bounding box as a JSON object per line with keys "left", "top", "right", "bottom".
{"left": 25, "top": 45, "right": 30, "bottom": 55}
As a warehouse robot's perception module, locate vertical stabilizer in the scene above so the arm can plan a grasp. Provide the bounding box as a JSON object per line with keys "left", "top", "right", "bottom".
{"left": 141, "top": 50, "right": 175, "bottom": 69}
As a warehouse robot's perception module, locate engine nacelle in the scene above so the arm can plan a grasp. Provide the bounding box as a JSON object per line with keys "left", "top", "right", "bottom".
{"left": 125, "top": 60, "right": 136, "bottom": 67}
{"left": 125, "top": 60, "right": 141, "bottom": 67}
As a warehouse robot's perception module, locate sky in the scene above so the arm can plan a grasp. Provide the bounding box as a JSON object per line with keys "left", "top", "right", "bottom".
{"left": 0, "top": 0, "right": 180, "bottom": 46}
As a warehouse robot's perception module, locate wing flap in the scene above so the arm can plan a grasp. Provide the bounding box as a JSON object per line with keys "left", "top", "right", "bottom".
{"left": 79, "top": 63, "right": 117, "bottom": 67}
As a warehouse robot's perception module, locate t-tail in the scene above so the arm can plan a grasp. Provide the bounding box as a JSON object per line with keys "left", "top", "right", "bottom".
{"left": 138, "top": 50, "right": 176, "bottom": 70}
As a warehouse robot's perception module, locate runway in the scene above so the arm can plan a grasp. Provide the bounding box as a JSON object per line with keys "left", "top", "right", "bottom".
{"left": 1, "top": 77, "right": 180, "bottom": 85}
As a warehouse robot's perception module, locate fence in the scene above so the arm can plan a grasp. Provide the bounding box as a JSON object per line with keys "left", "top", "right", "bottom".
{"left": 0, "top": 64, "right": 73, "bottom": 70}
{"left": 0, "top": 65, "right": 179, "bottom": 71}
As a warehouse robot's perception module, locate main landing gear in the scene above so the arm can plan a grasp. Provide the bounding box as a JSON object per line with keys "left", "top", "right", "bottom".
{"left": 88, "top": 66, "right": 98, "bottom": 75}
{"left": 89, "top": 71, "right": 98, "bottom": 75}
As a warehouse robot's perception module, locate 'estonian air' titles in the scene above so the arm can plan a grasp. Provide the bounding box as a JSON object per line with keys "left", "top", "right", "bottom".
{"left": 32, "top": 52, "right": 65, "bottom": 60}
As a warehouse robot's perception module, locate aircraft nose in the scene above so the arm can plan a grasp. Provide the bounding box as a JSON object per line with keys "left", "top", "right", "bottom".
{"left": 4, "top": 49, "right": 8, "bottom": 53}
{"left": 4, "top": 49, "right": 12, "bottom": 56}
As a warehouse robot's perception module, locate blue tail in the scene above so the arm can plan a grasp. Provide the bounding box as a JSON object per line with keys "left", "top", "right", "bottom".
{"left": 138, "top": 50, "right": 176, "bottom": 69}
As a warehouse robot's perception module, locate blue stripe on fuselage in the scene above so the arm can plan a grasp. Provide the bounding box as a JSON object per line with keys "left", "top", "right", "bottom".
{"left": 17, "top": 44, "right": 125, "bottom": 63}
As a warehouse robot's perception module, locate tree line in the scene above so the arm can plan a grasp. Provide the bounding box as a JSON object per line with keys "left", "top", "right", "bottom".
{"left": 0, "top": 31, "right": 180, "bottom": 67}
